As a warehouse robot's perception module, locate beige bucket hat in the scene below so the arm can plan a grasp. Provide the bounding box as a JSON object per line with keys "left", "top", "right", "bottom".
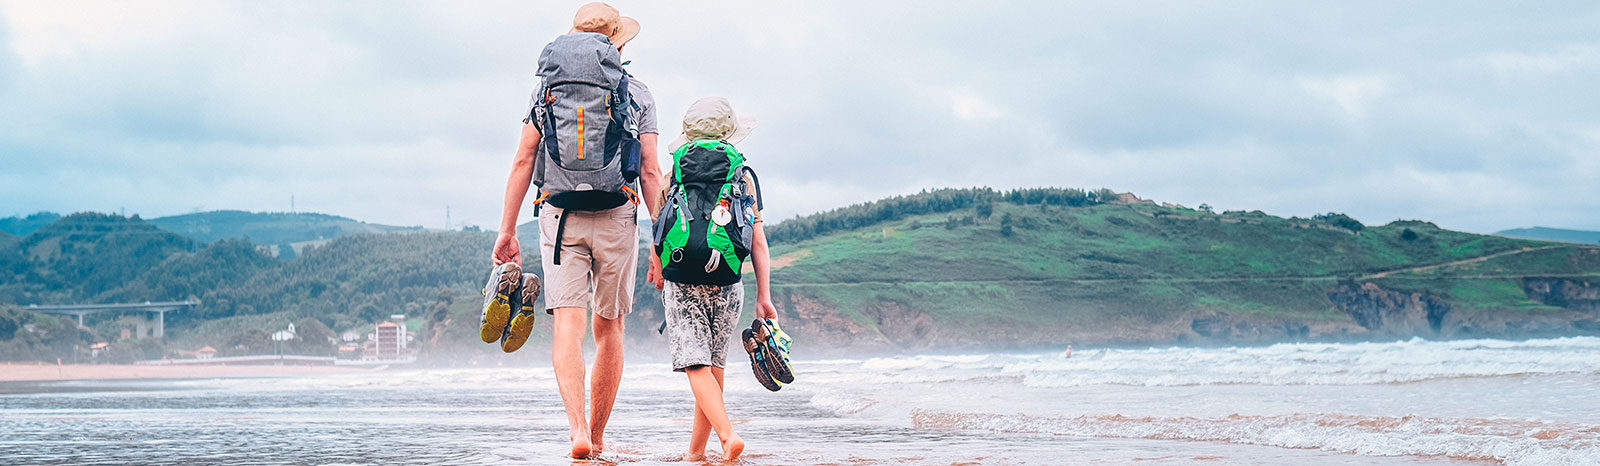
{"left": 570, "top": 2, "right": 640, "bottom": 49}
{"left": 670, "top": 97, "right": 758, "bottom": 149}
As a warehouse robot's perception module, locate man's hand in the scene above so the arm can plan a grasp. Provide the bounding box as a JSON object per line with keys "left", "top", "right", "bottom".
{"left": 756, "top": 297, "right": 778, "bottom": 320}
{"left": 493, "top": 232, "right": 521, "bottom": 266}
{"left": 647, "top": 252, "right": 664, "bottom": 290}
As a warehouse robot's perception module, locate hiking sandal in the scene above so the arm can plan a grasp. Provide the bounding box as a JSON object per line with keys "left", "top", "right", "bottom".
{"left": 759, "top": 319, "right": 795, "bottom": 384}
{"left": 500, "top": 273, "right": 542, "bottom": 353}
{"left": 479, "top": 262, "right": 523, "bottom": 344}
{"left": 742, "top": 327, "right": 783, "bottom": 392}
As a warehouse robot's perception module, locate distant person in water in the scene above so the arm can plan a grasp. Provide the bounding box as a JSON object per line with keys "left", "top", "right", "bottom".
{"left": 648, "top": 97, "right": 774, "bottom": 462}
{"left": 491, "top": 2, "right": 663, "bottom": 459}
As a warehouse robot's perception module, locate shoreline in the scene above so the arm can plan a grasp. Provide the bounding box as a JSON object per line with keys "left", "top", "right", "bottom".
{"left": 0, "top": 362, "right": 366, "bottom": 382}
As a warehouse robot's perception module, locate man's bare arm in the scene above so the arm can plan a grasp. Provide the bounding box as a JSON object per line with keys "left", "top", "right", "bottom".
{"left": 638, "top": 132, "right": 663, "bottom": 215}
{"left": 493, "top": 123, "right": 541, "bottom": 265}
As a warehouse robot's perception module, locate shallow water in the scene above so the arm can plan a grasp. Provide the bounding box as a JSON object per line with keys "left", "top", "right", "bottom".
{"left": 3, "top": 337, "right": 1598, "bottom": 465}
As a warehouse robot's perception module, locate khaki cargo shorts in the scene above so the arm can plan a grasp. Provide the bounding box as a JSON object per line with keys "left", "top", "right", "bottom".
{"left": 539, "top": 203, "right": 639, "bottom": 320}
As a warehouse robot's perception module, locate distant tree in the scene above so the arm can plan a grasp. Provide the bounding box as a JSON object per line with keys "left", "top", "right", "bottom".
{"left": 1199, "top": 203, "right": 1214, "bottom": 213}
{"left": 1091, "top": 188, "right": 1119, "bottom": 204}
{"left": 976, "top": 203, "right": 994, "bottom": 219}
{"left": 277, "top": 242, "right": 297, "bottom": 260}
{"left": 1314, "top": 212, "right": 1365, "bottom": 234}
{"left": 1000, "top": 213, "right": 1015, "bottom": 237}
{"left": 1400, "top": 228, "right": 1419, "bottom": 241}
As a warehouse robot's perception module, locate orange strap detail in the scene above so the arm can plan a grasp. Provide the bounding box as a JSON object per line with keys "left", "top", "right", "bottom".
{"left": 619, "top": 185, "right": 641, "bottom": 205}
{"left": 533, "top": 190, "right": 550, "bottom": 205}
{"left": 575, "top": 106, "right": 585, "bottom": 160}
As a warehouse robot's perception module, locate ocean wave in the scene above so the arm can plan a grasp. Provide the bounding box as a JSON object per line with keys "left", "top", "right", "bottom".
{"left": 807, "top": 392, "right": 878, "bottom": 416}
{"left": 912, "top": 410, "right": 1600, "bottom": 466}
{"left": 840, "top": 337, "right": 1600, "bottom": 387}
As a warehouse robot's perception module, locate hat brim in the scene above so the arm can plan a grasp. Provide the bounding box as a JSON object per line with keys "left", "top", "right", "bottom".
{"left": 565, "top": 15, "right": 638, "bottom": 49}
{"left": 613, "top": 17, "right": 639, "bottom": 49}
{"left": 669, "top": 114, "right": 758, "bottom": 150}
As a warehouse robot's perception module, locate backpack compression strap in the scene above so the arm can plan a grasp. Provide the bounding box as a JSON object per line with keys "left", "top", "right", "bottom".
{"left": 538, "top": 87, "right": 561, "bottom": 161}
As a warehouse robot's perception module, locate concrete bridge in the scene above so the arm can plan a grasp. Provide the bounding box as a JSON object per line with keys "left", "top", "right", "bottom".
{"left": 26, "top": 300, "right": 199, "bottom": 338}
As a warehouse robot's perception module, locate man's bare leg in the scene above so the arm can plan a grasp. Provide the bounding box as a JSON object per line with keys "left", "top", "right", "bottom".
{"left": 588, "top": 313, "right": 625, "bottom": 453}
{"left": 686, "top": 366, "right": 742, "bottom": 461}
{"left": 686, "top": 367, "right": 724, "bottom": 460}
{"left": 551, "top": 306, "right": 591, "bottom": 458}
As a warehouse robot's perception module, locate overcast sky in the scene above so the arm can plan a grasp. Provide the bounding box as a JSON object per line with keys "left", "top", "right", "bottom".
{"left": 2, "top": 1, "right": 1596, "bottom": 233}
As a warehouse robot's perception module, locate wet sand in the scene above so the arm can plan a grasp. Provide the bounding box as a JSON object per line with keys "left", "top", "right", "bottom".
{"left": 0, "top": 362, "right": 363, "bottom": 382}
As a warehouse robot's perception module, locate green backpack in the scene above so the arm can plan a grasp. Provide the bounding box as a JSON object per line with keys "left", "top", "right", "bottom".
{"left": 653, "top": 139, "right": 763, "bottom": 286}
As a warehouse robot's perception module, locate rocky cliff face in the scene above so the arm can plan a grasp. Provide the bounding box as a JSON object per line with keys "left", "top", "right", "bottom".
{"left": 1522, "top": 278, "right": 1600, "bottom": 312}
{"left": 1326, "top": 282, "right": 1451, "bottom": 337}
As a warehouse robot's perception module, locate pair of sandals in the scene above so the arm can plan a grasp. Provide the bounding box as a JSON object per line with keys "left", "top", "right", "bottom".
{"left": 480, "top": 262, "right": 543, "bottom": 353}
{"left": 742, "top": 318, "right": 794, "bottom": 391}
{"left": 484, "top": 262, "right": 795, "bottom": 392}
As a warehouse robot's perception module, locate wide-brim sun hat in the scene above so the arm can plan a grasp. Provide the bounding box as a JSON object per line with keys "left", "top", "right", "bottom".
{"left": 570, "top": 2, "right": 639, "bottom": 49}
{"left": 670, "top": 97, "right": 758, "bottom": 149}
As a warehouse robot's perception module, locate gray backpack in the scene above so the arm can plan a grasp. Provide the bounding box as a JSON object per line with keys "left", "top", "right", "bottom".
{"left": 527, "top": 32, "right": 642, "bottom": 212}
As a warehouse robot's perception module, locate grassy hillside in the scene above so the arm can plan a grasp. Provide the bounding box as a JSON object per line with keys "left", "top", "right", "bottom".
{"left": 149, "top": 210, "right": 422, "bottom": 246}
{"left": 0, "top": 212, "right": 62, "bottom": 236}
{"left": 1496, "top": 226, "right": 1600, "bottom": 245}
{"left": 3, "top": 189, "right": 1597, "bottom": 361}
{"left": 761, "top": 194, "right": 1600, "bottom": 349}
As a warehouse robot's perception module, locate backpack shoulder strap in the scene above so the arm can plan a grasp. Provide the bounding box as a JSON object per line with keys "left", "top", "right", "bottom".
{"left": 536, "top": 86, "right": 560, "bottom": 160}
{"left": 738, "top": 166, "right": 764, "bottom": 210}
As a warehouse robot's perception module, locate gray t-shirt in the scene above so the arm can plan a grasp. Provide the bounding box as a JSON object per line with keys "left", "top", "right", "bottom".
{"left": 525, "top": 76, "right": 658, "bottom": 135}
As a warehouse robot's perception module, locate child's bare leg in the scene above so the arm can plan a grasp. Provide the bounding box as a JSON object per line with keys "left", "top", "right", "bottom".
{"left": 687, "top": 367, "right": 726, "bottom": 459}
{"left": 685, "top": 366, "right": 741, "bottom": 460}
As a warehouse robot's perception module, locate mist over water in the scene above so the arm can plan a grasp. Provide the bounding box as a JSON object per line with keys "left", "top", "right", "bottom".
{"left": 3, "top": 337, "right": 1598, "bottom": 465}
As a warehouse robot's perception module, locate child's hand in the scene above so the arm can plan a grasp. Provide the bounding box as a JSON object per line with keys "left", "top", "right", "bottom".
{"left": 493, "top": 232, "right": 521, "bottom": 266}
{"left": 647, "top": 253, "right": 664, "bottom": 290}
{"left": 756, "top": 298, "right": 778, "bottom": 320}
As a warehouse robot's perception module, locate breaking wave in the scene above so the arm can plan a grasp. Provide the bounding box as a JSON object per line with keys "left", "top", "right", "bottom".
{"left": 912, "top": 410, "right": 1600, "bottom": 466}
{"left": 846, "top": 337, "right": 1600, "bottom": 387}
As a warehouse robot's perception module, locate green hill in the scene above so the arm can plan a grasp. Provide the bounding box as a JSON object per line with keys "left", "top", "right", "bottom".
{"left": 1496, "top": 226, "right": 1600, "bottom": 245}
{"left": 0, "top": 212, "right": 62, "bottom": 236}
{"left": 2, "top": 189, "right": 1598, "bottom": 362}
{"left": 757, "top": 191, "right": 1600, "bottom": 349}
{"left": 148, "top": 210, "right": 421, "bottom": 246}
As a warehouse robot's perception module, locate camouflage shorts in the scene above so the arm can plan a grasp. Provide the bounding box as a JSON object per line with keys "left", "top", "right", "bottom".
{"left": 663, "top": 281, "right": 744, "bottom": 371}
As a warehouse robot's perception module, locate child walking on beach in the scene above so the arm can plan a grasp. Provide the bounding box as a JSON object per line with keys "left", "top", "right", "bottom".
{"left": 648, "top": 97, "right": 775, "bottom": 462}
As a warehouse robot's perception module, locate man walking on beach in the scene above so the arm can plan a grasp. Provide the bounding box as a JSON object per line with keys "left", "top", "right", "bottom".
{"left": 492, "top": 3, "right": 663, "bottom": 458}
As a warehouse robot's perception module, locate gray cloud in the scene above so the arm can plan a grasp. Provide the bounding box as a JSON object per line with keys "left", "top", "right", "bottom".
{"left": 1, "top": 1, "right": 1596, "bottom": 234}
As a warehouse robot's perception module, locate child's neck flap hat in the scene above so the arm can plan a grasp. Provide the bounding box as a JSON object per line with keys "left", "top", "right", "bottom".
{"left": 671, "top": 97, "right": 758, "bottom": 149}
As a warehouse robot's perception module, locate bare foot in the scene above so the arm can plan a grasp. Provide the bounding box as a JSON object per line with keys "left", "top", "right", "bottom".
{"left": 590, "top": 433, "right": 604, "bottom": 456}
{"left": 720, "top": 433, "right": 744, "bottom": 462}
{"left": 569, "top": 431, "right": 592, "bottom": 459}
{"left": 681, "top": 452, "right": 706, "bottom": 462}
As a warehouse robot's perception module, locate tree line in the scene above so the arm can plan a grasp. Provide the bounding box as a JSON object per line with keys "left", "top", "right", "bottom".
{"left": 765, "top": 187, "right": 1118, "bottom": 243}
